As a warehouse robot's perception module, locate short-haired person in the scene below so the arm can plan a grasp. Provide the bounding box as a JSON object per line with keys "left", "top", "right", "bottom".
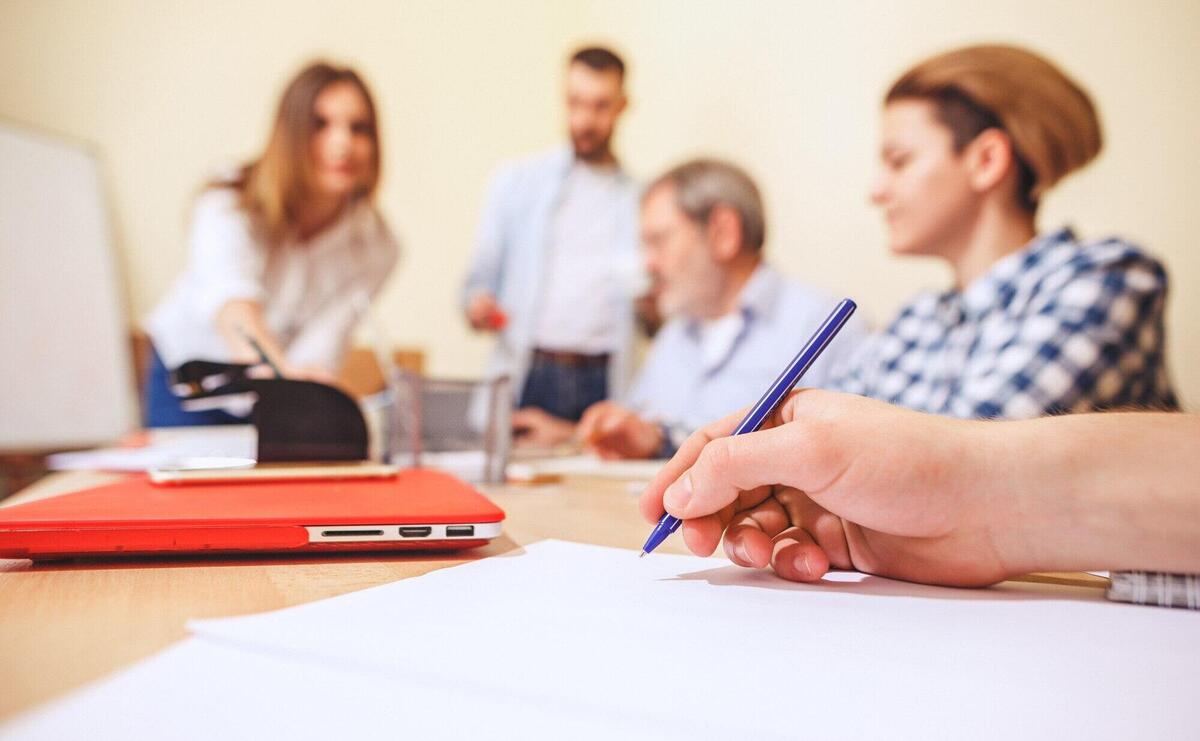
{"left": 639, "top": 389, "right": 1200, "bottom": 587}
{"left": 463, "top": 47, "right": 641, "bottom": 427}
{"left": 516, "top": 159, "right": 866, "bottom": 457}
{"left": 144, "top": 61, "right": 398, "bottom": 426}
{"left": 836, "top": 45, "right": 1177, "bottom": 417}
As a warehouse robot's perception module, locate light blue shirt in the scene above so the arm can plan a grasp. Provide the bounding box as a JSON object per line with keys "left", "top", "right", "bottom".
{"left": 463, "top": 148, "right": 641, "bottom": 400}
{"left": 626, "top": 264, "right": 866, "bottom": 448}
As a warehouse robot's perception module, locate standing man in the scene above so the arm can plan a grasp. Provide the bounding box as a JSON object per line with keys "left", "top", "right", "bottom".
{"left": 462, "top": 47, "right": 640, "bottom": 431}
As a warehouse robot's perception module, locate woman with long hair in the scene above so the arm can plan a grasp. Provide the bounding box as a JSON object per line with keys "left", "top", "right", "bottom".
{"left": 143, "top": 61, "right": 398, "bottom": 426}
{"left": 836, "top": 44, "right": 1176, "bottom": 417}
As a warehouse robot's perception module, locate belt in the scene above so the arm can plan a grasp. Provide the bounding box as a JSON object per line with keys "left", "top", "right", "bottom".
{"left": 531, "top": 348, "right": 611, "bottom": 369}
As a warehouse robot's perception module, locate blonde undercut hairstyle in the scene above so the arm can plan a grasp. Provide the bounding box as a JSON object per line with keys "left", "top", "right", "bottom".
{"left": 887, "top": 44, "right": 1102, "bottom": 211}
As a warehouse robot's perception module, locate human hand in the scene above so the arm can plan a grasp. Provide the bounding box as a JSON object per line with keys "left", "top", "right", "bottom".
{"left": 246, "top": 362, "right": 336, "bottom": 386}
{"left": 466, "top": 293, "right": 506, "bottom": 332}
{"left": 577, "top": 401, "right": 664, "bottom": 460}
{"left": 638, "top": 390, "right": 1016, "bottom": 587}
{"left": 512, "top": 407, "right": 577, "bottom": 447}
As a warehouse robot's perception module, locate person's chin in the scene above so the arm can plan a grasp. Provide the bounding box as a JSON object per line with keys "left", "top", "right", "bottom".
{"left": 654, "top": 295, "right": 682, "bottom": 321}
{"left": 317, "top": 179, "right": 357, "bottom": 199}
{"left": 572, "top": 139, "right": 606, "bottom": 161}
{"left": 885, "top": 231, "right": 923, "bottom": 256}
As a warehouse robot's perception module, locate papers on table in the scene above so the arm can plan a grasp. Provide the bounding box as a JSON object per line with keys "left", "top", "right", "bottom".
{"left": 6, "top": 540, "right": 1199, "bottom": 739}
{"left": 46, "top": 426, "right": 256, "bottom": 472}
{"left": 506, "top": 454, "right": 664, "bottom": 483}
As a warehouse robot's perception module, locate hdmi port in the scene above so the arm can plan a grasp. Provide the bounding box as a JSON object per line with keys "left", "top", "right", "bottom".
{"left": 398, "top": 526, "right": 433, "bottom": 538}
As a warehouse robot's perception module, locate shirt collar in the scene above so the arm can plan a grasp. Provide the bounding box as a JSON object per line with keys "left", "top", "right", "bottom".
{"left": 682, "top": 261, "right": 779, "bottom": 365}
{"left": 552, "top": 145, "right": 627, "bottom": 181}
{"left": 947, "top": 226, "right": 1075, "bottom": 321}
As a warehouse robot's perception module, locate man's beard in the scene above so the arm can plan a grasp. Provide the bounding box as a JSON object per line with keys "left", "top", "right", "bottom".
{"left": 654, "top": 251, "right": 726, "bottom": 321}
{"left": 571, "top": 129, "right": 611, "bottom": 161}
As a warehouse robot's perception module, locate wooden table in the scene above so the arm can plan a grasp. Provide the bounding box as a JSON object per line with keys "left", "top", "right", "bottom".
{"left": 0, "top": 470, "right": 1106, "bottom": 722}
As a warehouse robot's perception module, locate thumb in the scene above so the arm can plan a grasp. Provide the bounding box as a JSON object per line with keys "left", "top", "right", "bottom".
{"left": 662, "top": 421, "right": 825, "bottom": 519}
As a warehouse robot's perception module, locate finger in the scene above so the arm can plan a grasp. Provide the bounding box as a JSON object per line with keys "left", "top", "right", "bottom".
{"left": 664, "top": 422, "right": 824, "bottom": 520}
{"left": 575, "top": 402, "right": 613, "bottom": 443}
{"left": 679, "top": 510, "right": 733, "bottom": 557}
{"left": 722, "top": 497, "right": 790, "bottom": 568}
{"left": 678, "top": 486, "right": 776, "bottom": 558}
{"left": 637, "top": 407, "right": 748, "bottom": 523}
{"left": 596, "top": 409, "right": 630, "bottom": 440}
{"left": 769, "top": 527, "right": 830, "bottom": 582}
{"left": 780, "top": 491, "right": 852, "bottom": 571}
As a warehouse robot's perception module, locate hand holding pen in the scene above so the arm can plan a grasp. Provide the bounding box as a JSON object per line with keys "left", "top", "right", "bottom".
{"left": 638, "top": 299, "right": 857, "bottom": 557}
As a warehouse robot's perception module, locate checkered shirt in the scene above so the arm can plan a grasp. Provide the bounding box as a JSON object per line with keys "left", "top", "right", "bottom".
{"left": 833, "top": 228, "right": 1178, "bottom": 419}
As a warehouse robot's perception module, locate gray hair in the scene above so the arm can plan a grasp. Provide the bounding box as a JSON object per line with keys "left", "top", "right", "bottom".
{"left": 645, "top": 158, "right": 766, "bottom": 252}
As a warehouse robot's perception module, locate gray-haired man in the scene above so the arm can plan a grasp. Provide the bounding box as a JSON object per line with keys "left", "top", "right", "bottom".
{"left": 516, "top": 158, "right": 866, "bottom": 457}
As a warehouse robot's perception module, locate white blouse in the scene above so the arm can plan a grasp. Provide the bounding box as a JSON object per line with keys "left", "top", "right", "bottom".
{"left": 144, "top": 187, "right": 399, "bottom": 374}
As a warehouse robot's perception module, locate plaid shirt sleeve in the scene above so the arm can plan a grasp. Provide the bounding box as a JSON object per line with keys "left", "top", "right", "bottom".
{"left": 962, "top": 242, "right": 1178, "bottom": 419}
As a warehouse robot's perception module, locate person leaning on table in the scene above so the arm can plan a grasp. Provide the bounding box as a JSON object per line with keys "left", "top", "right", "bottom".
{"left": 833, "top": 44, "right": 1177, "bottom": 417}
{"left": 142, "top": 61, "right": 399, "bottom": 427}
{"left": 639, "top": 389, "right": 1199, "bottom": 587}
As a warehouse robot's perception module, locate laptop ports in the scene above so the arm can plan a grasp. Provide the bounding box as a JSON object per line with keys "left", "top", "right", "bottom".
{"left": 445, "top": 525, "right": 475, "bottom": 537}
{"left": 398, "top": 526, "right": 433, "bottom": 538}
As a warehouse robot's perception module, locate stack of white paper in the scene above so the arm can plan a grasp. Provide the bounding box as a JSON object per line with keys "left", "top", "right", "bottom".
{"left": 6, "top": 541, "right": 1198, "bottom": 739}
{"left": 45, "top": 425, "right": 256, "bottom": 471}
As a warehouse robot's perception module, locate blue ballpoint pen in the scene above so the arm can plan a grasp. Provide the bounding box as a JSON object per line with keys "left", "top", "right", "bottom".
{"left": 639, "top": 298, "right": 858, "bottom": 557}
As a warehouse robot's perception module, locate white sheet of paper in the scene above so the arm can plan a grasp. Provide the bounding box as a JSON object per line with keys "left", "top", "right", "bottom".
{"left": 45, "top": 425, "right": 256, "bottom": 471}
{"left": 6, "top": 541, "right": 1198, "bottom": 739}
{"left": 0, "top": 637, "right": 674, "bottom": 741}
{"left": 506, "top": 454, "right": 664, "bottom": 482}
{"left": 188, "top": 540, "right": 1197, "bottom": 738}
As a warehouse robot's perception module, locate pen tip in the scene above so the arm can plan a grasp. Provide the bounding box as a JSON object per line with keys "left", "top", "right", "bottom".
{"left": 639, "top": 551, "right": 647, "bottom": 559}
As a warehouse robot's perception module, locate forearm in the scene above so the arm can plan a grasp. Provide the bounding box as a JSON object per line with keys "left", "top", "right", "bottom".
{"left": 982, "top": 413, "right": 1200, "bottom": 575}
{"left": 215, "top": 299, "right": 288, "bottom": 367}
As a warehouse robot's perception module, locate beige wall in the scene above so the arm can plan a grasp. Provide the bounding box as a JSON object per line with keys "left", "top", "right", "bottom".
{"left": 3, "top": 0, "right": 1197, "bottom": 407}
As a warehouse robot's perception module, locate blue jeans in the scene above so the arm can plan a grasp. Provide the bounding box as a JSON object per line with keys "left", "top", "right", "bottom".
{"left": 144, "top": 347, "right": 245, "bottom": 428}
{"left": 518, "top": 355, "right": 609, "bottom": 422}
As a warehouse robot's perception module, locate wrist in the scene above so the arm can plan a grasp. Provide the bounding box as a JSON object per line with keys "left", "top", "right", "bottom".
{"left": 627, "top": 417, "right": 665, "bottom": 459}
{"left": 970, "top": 418, "right": 1084, "bottom": 577}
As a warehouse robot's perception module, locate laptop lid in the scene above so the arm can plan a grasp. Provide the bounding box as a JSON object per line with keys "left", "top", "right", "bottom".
{"left": 0, "top": 468, "right": 504, "bottom": 560}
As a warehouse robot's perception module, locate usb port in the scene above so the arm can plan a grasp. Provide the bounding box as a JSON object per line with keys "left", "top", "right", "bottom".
{"left": 398, "top": 526, "right": 432, "bottom": 538}
{"left": 446, "top": 525, "right": 475, "bottom": 537}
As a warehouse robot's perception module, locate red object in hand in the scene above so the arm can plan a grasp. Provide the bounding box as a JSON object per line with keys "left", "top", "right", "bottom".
{"left": 487, "top": 308, "right": 509, "bottom": 331}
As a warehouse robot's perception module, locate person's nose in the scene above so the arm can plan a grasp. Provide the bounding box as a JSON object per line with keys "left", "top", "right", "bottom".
{"left": 327, "top": 125, "right": 353, "bottom": 157}
{"left": 868, "top": 169, "right": 889, "bottom": 207}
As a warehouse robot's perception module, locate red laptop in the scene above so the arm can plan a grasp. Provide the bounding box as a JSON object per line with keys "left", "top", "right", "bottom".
{"left": 0, "top": 468, "right": 505, "bottom": 560}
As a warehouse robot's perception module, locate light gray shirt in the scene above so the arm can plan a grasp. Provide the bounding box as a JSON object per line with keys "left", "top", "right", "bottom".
{"left": 462, "top": 148, "right": 640, "bottom": 398}
{"left": 627, "top": 264, "right": 866, "bottom": 448}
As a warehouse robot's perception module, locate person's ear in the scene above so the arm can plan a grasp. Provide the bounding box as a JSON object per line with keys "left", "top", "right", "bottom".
{"left": 615, "top": 92, "right": 629, "bottom": 117}
{"left": 964, "top": 128, "right": 1017, "bottom": 195}
{"left": 706, "top": 204, "right": 743, "bottom": 262}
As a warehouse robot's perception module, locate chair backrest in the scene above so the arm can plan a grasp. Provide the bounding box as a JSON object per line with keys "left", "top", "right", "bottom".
{"left": 337, "top": 347, "right": 425, "bottom": 398}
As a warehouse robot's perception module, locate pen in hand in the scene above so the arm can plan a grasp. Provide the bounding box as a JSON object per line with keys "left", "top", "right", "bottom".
{"left": 639, "top": 298, "right": 857, "bottom": 557}
{"left": 238, "top": 327, "right": 285, "bottom": 379}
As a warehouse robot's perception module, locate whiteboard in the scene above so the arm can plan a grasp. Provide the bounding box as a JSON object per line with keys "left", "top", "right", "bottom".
{"left": 0, "top": 121, "right": 138, "bottom": 449}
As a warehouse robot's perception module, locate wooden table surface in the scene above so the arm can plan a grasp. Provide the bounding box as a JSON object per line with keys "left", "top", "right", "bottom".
{"left": 0, "top": 470, "right": 1106, "bottom": 722}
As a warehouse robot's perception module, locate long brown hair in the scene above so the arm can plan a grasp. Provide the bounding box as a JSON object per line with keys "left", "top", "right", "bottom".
{"left": 225, "top": 61, "right": 382, "bottom": 244}
{"left": 887, "top": 45, "right": 1101, "bottom": 212}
